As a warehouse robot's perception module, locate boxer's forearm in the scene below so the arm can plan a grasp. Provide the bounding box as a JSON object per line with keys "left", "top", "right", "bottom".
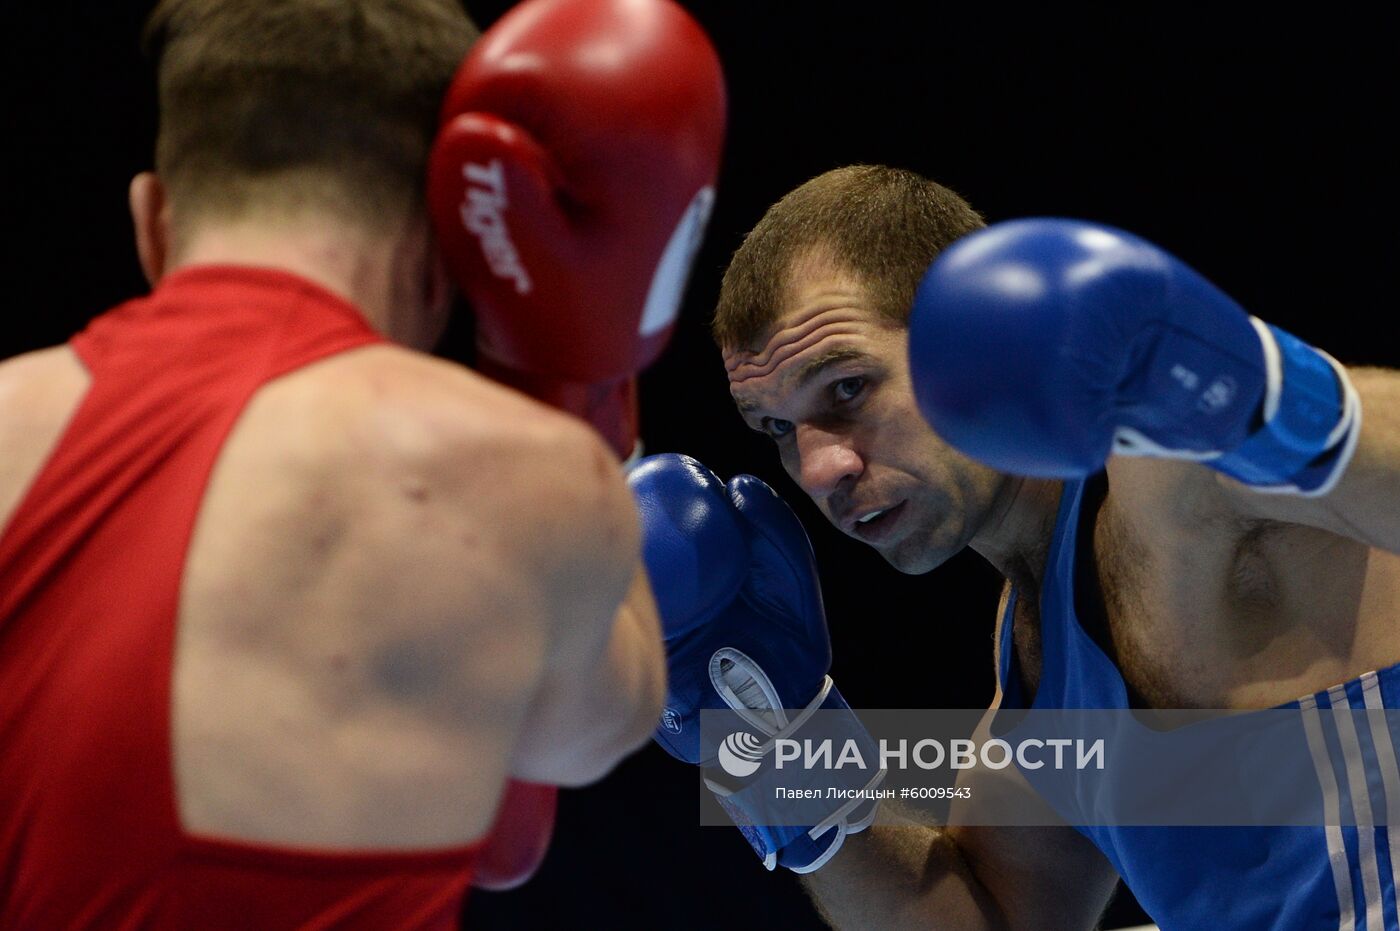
{"left": 1326, "top": 367, "right": 1400, "bottom": 551}
{"left": 802, "top": 772, "right": 1123, "bottom": 931}
{"left": 1228, "top": 367, "right": 1400, "bottom": 553}
{"left": 801, "top": 821, "right": 1007, "bottom": 931}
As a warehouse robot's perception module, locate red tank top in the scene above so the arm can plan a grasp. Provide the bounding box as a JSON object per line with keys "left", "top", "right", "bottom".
{"left": 0, "top": 266, "right": 481, "bottom": 929}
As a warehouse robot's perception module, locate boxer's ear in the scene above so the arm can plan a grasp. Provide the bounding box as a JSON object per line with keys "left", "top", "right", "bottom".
{"left": 129, "top": 172, "right": 170, "bottom": 286}
{"left": 425, "top": 248, "right": 454, "bottom": 345}
{"left": 406, "top": 215, "right": 455, "bottom": 350}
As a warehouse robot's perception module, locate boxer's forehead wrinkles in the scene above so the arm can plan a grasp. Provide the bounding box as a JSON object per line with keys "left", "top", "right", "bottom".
{"left": 726, "top": 305, "right": 877, "bottom": 416}
{"left": 723, "top": 305, "right": 868, "bottom": 382}
{"left": 732, "top": 345, "right": 872, "bottom": 414}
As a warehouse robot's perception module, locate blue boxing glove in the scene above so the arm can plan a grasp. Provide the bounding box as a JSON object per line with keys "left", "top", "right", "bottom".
{"left": 627, "top": 454, "right": 884, "bottom": 873}
{"left": 908, "top": 219, "right": 1360, "bottom": 495}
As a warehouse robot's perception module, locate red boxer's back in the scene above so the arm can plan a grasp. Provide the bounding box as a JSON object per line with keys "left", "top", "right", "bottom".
{"left": 0, "top": 266, "right": 481, "bottom": 930}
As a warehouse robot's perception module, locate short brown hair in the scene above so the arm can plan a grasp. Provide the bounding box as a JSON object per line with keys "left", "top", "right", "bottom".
{"left": 143, "top": 0, "right": 476, "bottom": 227}
{"left": 713, "top": 165, "right": 985, "bottom": 350}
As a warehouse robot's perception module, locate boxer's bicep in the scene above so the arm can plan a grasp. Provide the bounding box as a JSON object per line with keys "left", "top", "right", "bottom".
{"left": 505, "top": 427, "right": 666, "bottom": 785}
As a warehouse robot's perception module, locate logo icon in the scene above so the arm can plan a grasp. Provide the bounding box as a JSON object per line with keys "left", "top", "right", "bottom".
{"left": 660, "top": 708, "right": 683, "bottom": 735}
{"left": 717, "top": 731, "right": 765, "bottom": 778}
{"left": 460, "top": 158, "right": 532, "bottom": 295}
{"left": 1198, "top": 376, "right": 1237, "bottom": 414}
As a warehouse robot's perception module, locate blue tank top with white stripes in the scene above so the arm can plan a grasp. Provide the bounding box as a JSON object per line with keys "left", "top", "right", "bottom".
{"left": 998, "top": 474, "right": 1400, "bottom": 930}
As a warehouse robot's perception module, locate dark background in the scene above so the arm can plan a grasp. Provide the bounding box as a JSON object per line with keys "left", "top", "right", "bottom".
{"left": 7, "top": 2, "right": 1397, "bottom": 928}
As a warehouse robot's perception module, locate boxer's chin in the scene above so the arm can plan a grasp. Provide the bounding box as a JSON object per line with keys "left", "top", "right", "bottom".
{"left": 874, "top": 514, "right": 956, "bottom": 575}
{"left": 879, "top": 540, "right": 943, "bottom": 576}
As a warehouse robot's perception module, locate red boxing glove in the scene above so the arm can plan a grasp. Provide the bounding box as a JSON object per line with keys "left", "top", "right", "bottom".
{"left": 472, "top": 779, "right": 558, "bottom": 891}
{"left": 428, "top": 0, "right": 727, "bottom": 457}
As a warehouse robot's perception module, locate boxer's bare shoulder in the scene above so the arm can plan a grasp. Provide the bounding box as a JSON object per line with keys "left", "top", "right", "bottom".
{"left": 996, "top": 456, "right": 1400, "bottom": 712}
{"left": 0, "top": 346, "right": 91, "bottom": 533}
{"left": 171, "top": 342, "right": 636, "bottom": 850}
{"left": 1090, "top": 457, "right": 1399, "bottom": 708}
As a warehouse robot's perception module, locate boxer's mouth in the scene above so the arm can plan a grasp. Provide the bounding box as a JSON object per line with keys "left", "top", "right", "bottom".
{"left": 850, "top": 501, "right": 906, "bottom": 542}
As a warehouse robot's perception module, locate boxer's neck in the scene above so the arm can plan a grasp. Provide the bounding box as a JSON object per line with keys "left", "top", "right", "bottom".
{"left": 970, "top": 476, "right": 1061, "bottom": 594}
{"left": 165, "top": 215, "right": 446, "bottom": 350}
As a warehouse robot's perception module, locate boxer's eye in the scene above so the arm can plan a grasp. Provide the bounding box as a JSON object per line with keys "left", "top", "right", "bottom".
{"left": 832, "top": 376, "right": 866, "bottom": 403}
{"left": 763, "top": 417, "right": 794, "bottom": 439}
